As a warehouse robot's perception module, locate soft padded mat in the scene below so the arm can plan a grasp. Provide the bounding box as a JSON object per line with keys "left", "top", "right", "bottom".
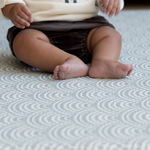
{"left": 0, "top": 10, "right": 150, "bottom": 150}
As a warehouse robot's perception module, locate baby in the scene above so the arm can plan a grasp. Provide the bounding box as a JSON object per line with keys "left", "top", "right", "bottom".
{"left": 0, "top": 0, "right": 133, "bottom": 79}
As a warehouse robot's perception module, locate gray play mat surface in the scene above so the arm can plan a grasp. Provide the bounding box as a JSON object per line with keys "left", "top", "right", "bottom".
{"left": 0, "top": 10, "right": 150, "bottom": 150}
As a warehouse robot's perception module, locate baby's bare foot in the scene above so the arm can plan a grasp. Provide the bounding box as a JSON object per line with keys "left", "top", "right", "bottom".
{"left": 53, "top": 56, "right": 89, "bottom": 80}
{"left": 89, "top": 58, "right": 133, "bottom": 79}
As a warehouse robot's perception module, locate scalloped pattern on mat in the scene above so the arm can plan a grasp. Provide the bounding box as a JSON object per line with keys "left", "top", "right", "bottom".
{"left": 0, "top": 10, "right": 150, "bottom": 150}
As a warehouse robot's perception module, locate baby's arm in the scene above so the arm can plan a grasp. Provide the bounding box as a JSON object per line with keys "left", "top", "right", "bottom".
{"left": 2, "top": 3, "right": 32, "bottom": 29}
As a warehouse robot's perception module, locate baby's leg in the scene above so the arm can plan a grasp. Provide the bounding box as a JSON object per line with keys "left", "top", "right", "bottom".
{"left": 13, "top": 29, "right": 89, "bottom": 79}
{"left": 87, "top": 26, "right": 133, "bottom": 79}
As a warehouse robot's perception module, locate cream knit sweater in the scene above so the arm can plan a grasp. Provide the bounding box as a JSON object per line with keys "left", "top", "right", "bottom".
{"left": 0, "top": 0, "right": 124, "bottom": 22}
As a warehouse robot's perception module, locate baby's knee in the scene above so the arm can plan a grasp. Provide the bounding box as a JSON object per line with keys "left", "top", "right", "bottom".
{"left": 13, "top": 30, "right": 31, "bottom": 53}
{"left": 90, "top": 26, "right": 122, "bottom": 49}
{"left": 13, "top": 32, "right": 27, "bottom": 59}
{"left": 103, "top": 27, "right": 122, "bottom": 44}
{"left": 99, "top": 26, "right": 121, "bottom": 39}
{"left": 112, "top": 29, "right": 122, "bottom": 42}
{"left": 13, "top": 29, "right": 43, "bottom": 58}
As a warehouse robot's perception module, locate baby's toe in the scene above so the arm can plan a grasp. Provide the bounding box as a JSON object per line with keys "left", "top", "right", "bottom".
{"left": 53, "top": 65, "right": 60, "bottom": 79}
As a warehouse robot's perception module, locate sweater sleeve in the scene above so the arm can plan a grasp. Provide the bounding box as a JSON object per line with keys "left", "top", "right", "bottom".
{"left": 96, "top": 0, "right": 124, "bottom": 12}
{"left": 0, "top": 0, "right": 26, "bottom": 19}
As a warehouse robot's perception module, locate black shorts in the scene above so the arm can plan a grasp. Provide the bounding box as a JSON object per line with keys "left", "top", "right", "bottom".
{"left": 7, "top": 16, "right": 115, "bottom": 64}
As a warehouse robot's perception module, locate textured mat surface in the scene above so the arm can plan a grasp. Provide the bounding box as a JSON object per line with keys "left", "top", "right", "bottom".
{"left": 0, "top": 10, "right": 150, "bottom": 150}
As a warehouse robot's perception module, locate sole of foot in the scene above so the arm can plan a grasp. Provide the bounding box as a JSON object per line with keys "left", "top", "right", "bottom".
{"left": 53, "top": 56, "right": 89, "bottom": 80}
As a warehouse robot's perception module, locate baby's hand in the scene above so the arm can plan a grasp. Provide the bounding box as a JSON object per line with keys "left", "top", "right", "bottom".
{"left": 99, "top": 0, "right": 120, "bottom": 17}
{"left": 9, "top": 3, "right": 33, "bottom": 29}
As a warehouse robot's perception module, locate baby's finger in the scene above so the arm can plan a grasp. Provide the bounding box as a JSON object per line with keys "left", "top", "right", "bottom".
{"left": 109, "top": 2, "right": 118, "bottom": 17}
{"left": 13, "top": 19, "right": 25, "bottom": 29}
{"left": 115, "top": 3, "right": 120, "bottom": 16}
{"left": 103, "top": 0, "right": 109, "bottom": 11}
{"left": 106, "top": 0, "right": 114, "bottom": 16}
{"left": 99, "top": 0, "right": 103, "bottom": 5}
{"left": 21, "top": 5, "right": 32, "bottom": 20}
{"left": 15, "top": 15, "right": 30, "bottom": 27}
{"left": 18, "top": 10, "right": 32, "bottom": 23}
